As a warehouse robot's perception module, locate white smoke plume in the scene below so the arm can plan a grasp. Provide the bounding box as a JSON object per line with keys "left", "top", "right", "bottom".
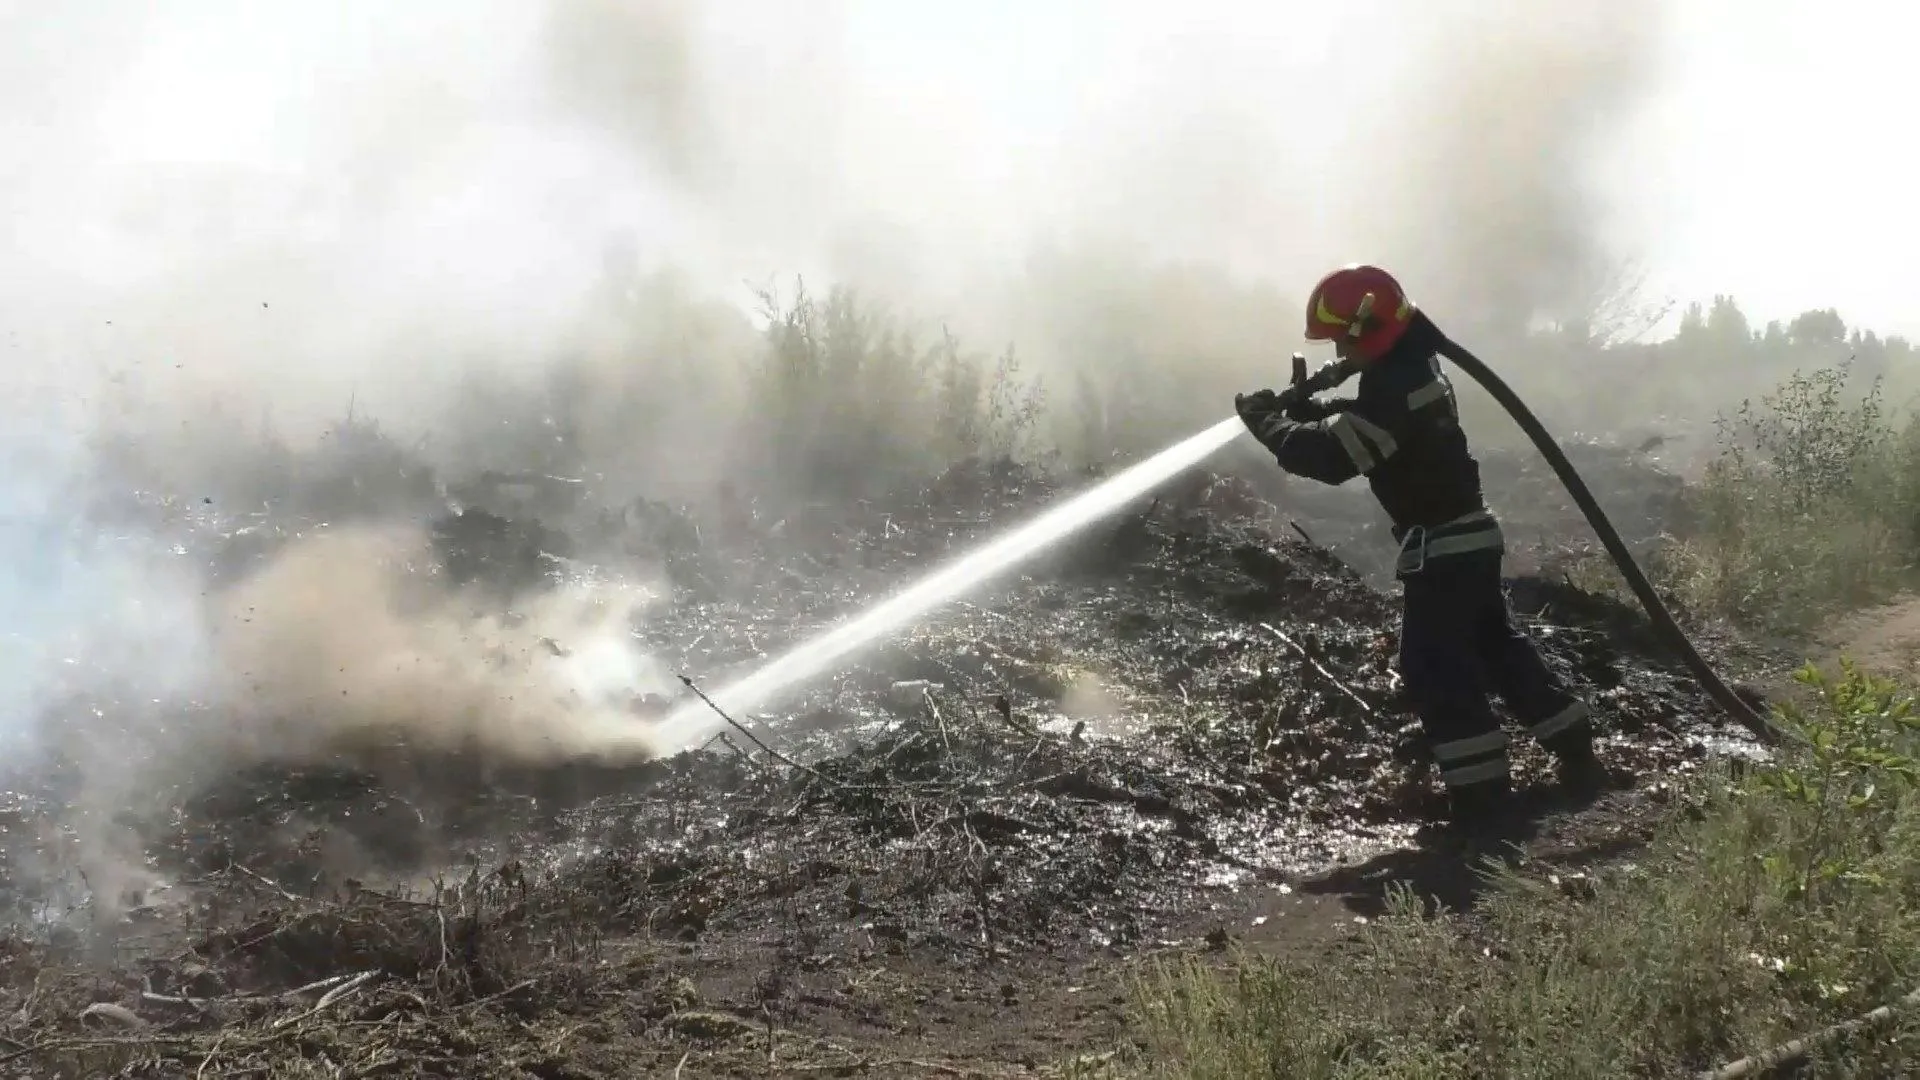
{"left": 203, "top": 524, "right": 671, "bottom": 770}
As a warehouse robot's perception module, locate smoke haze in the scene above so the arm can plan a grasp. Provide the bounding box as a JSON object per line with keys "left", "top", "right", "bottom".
{"left": 205, "top": 524, "right": 671, "bottom": 768}
{"left": 0, "top": 0, "right": 1678, "bottom": 805}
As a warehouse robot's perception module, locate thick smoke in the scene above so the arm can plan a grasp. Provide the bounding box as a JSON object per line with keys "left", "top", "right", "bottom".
{"left": 204, "top": 525, "right": 671, "bottom": 769}
{"left": 0, "top": 1, "right": 1673, "bottom": 824}
{"left": 1339, "top": 1, "right": 1671, "bottom": 341}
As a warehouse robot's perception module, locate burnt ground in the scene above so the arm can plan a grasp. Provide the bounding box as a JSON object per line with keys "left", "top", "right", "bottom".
{"left": 0, "top": 447, "right": 1772, "bottom": 1078}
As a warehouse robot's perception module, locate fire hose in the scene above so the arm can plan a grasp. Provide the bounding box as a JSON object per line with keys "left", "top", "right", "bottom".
{"left": 1276, "top": 335, "right": 1798, "bottom": 749}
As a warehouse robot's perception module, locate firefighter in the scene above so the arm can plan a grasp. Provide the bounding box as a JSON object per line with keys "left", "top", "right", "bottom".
{"left": 1234, "top": 264, "right": 1612, "bottom": 828}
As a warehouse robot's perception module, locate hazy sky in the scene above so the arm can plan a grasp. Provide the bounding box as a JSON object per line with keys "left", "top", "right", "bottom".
{"left": 1, "top": 0, "right": 1912, "bottom": 375}
{"left": 834, "top": 0, "right": 1917, "bottom": 337}
{"left": 1625, "top": 0, "right": 1916, "bottom": 337}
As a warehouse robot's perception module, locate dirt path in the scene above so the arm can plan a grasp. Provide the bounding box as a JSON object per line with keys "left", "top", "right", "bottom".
{"left": 1735, "top": 593, "right": 1920, "bottom": 719}
{"left": 1819, "top": 593, "right": 1920, "bottom": 680}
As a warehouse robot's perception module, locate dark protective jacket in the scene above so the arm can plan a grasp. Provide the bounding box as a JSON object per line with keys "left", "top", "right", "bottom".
{"left": 1244, "top": 312, "right": 1503, "bottom": 576}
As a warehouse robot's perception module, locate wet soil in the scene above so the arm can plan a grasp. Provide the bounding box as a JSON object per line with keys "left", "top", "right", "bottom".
{"left": 0, "top": 450, "right": 1763, "bottom": 1078}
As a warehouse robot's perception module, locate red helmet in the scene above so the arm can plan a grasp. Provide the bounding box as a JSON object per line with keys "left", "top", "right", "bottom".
{"left": 1304, "top": 264, "right": 1417, "bottom": 361}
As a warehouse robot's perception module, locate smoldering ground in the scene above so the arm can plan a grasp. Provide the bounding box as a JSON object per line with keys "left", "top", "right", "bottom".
{"left": 201, "top": 525, "right": 673, "bottom": 771}
{"left": 0, "top": 0, "right": 1681, "bottom": 906}
{"left": 3, "top": 517, "right": 677, "bottom": 796}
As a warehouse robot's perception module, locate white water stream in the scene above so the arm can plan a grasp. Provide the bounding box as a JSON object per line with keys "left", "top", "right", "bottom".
{"left": 653, "top": 418, "right": 1247, "bottom": 748}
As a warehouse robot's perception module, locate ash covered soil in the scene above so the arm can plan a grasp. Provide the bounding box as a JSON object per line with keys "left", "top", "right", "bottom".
{"left": 0, "top": 447, "right": 1761, "bottom": 1078}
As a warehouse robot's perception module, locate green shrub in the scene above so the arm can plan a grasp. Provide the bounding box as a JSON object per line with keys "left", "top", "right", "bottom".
{"left": 1664, "top": 364, "right": 1919, "bottom": 631}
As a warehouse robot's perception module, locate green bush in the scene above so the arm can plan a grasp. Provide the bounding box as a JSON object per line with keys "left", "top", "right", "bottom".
{"left": 1132, "top": 661, "right": 1920, "bottom": 1079}
{"left": 1663, "top": 364, "right": 1920, "bottom": 631}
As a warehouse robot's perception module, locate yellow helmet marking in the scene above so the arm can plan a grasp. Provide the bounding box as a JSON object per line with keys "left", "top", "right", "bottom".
{"left": 1314, "top": 294, "right": 1349, "bottom": 327}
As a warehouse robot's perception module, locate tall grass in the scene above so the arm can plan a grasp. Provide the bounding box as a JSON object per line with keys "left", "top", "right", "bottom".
{"left": 741, "top": 280, "right": 1046, "bottom": 503}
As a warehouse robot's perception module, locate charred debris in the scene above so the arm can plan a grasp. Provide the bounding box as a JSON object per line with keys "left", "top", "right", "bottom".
{"left": 0, "top": 427, "right": 1748, "bottom": 1077}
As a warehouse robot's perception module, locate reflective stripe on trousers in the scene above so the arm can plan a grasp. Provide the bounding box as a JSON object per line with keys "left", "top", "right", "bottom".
{"left": 1396, "top": 509, "right": 1504, "bottom": 576}
{"left": 1431, "top": 728, "right": 1510, "bottom": 789}
{"left": 1528, "top": 700, "right": 1591, "bottom": 744}
{"left": 1395, "top": 546, "right": 1597, "bottom": 788}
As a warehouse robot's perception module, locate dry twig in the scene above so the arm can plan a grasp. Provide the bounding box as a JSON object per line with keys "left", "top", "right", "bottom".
{"left": 1259, "top": 622, "right": 1377, "bottom": 714}
{"left": 678, "top": 675, "right": 838, "bottom": 786}
{"left": 228, "top": 863, "right": 307, "bottom": 904}
{"left": 924, "top": 687, "right": 955, "bottom": 754}
{"left": 270, "top": 970, "right": 379, "bottom": 1030}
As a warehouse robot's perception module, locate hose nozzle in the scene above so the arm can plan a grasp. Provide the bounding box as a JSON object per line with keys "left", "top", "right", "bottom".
{"left": 1275, "top": 352, "right": 1356, "bottom": 408}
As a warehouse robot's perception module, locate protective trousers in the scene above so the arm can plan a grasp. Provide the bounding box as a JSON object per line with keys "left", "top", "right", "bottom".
{"left": 1396, "top": 549, "right": 1594, "bottom": 800}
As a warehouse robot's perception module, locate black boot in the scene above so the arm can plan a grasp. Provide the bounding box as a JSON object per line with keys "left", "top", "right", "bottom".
{"left": 1446, "top": 776, "right": 1516, "bottom": 831}
{"left": 1553, "top": 740, "right": 1623, "bottom": 800}
{"left": 1435, "top": 777, "right": 1535, "bottom": 857}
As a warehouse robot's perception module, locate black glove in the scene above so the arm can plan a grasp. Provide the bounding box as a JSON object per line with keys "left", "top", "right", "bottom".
{"left": 1235, "top": 388, "right": 1278, "bottom": 419}
{"left": 1285, "top": 395, "right": 1339, "bottom": 423}
{"left": 1235, "top": 388, "right": 1280, "bottom": 436}
{"left": 1240, "top": 387, "right": 1335, "bottom": 425}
